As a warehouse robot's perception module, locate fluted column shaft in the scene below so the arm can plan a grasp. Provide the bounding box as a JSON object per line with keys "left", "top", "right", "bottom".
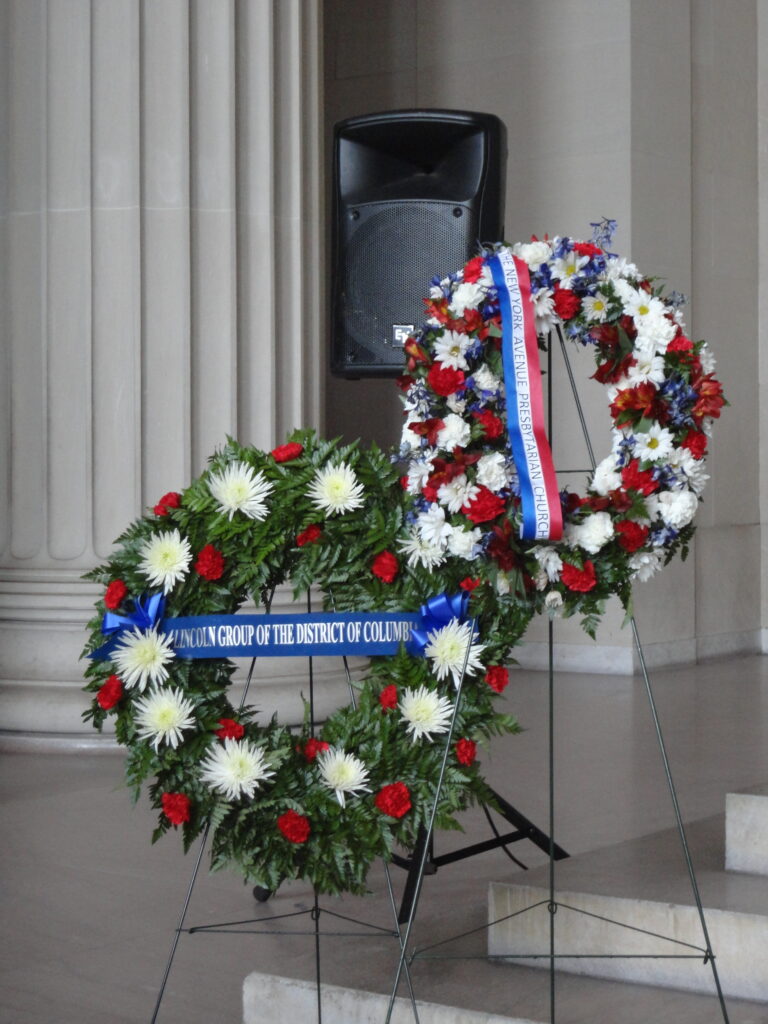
{"left": 0, "top": 0, "right": 324, "bottom": 742}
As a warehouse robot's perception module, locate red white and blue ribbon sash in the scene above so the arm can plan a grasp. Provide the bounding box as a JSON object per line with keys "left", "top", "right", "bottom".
{"left": 488, "top": 249, "right": 562, "bottom": 541}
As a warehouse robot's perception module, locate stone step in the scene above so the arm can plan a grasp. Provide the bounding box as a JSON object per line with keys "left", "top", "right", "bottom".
{"left": 242, "top": 972, "right": 537, "bottom": 1024}
{"left": 726, "top": 790, "right": 768, "bottom": 875}
{"left": 488, "top": 814, "right": 768, "bottom": 1002}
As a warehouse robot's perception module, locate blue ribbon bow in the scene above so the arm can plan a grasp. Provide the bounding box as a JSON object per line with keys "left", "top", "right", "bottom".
{"left": 89, "top": 592, "right": 166, "bottom": 661}
{"left": 407, "top": 591, "right": 471, "bottom": 657}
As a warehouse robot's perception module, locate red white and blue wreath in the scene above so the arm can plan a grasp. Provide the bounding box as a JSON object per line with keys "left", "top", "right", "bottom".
{"left": 82, "top": 220, "right": 725, "bottom": 896}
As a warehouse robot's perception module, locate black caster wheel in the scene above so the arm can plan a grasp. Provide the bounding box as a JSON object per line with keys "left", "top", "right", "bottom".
{"left": 253, "top": 885, "right": 272, "bottom": 902}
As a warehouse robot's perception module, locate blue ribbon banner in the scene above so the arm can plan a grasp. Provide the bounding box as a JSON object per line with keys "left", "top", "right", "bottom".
{"left": 89, "top": 592, "right": 472, "bottom": 662}
{"left": 163, "top": 612, "right": 421, "bottom": 659}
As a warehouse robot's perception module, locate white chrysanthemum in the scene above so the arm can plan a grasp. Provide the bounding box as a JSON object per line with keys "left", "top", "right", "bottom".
{"left": 629, "top": 549, "right": 664, "bottom": 581}
{"left": 471, "top": 364, "right": 502, "bottom": 395}
{"left": 591, "top": 454, "right": 622, "bottom": 496}
{"left": 533, "top": 287, "right": 555, "bottom": 335}
{"left": 436, "top": 413, "right": 471, "bottom": 450}
{"left": 308, "top": 462, "right": 365, "bottom": 515}
{"left": 133, "top": 686, "right": 196, "bottom": 752}
{"left": 476, "top": 452, "right": 509, "bottom": 492}
{"left": 317, "top": 747, "right": 370, "bottom": 808}
{"left": 603, "top": 256, "right": 639, "bottom": 282}
{"left": 438, "top": 474, "right": 478, "bottom": 514}
{"left": 400, "top": 415, "right": 423, "bottom": 453}
{"left": 656, "top": 489, "right": 699, "bottom": 529}
{"left": 398, "top": 529, "right": 446, "bottom": 570}
{"left": 531, "top": 545, "right": 563, "bottom": 583}
{"left": 139, "top": 529, "right": 192, "bottom": 594}
{"left": 449, "top": 280, "right": 486, "bottom": 317}
{"left": 565, "top": 511, "right": 615, "bottom": 554}
{"left": 433, "top": 330, "right": 471, "bottom": 370}
{"left": 700, "top": 344, "right": 716, "bottom": 374}
{"left": 399, "top": 685, "right": 455, "bottom": 742}
{"left": 200, "top": 737, "right": 275, "bottom": 801}
{"left": 636, "top": 316, "right": 676, "bottom": 355}
{"left": 209, "top": 461, "right": 273, "bottom": 521}
{"left": 545, "top": 590, "right": 564, "bottom": 614}
{"left": 405, "top": 454, "right": 436, "bottom": 495}
{"left": 633, "top": 424, "right": 675, "bottom": 463}
{"left": 669, "top": 449, "right": 709, "bottom": 495}
{"left": 496, "top": 573, "right": 511, "bottom": 595}
{"left": 446, "top": 525, "right": 482, "bottom": 559}
{"left": 446, "top": 394, "right": 468, "bottom": 415}
{"left": 512, "top": 239, "right": 552, "bottom": 268}
{"left": 551, "top": 251, "right": 588, "bottom": 288}
{"left": 424, "top": 618, "right": 486, "bottom": 687}
{"left": 112, "top": 627, "right": 175, "bottom": 692}
{"left": 417, "top": 504, "right": 452, "bottom": 547}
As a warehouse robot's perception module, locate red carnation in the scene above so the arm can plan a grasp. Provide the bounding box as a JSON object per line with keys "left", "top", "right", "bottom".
{"left": 215, "top": 718, "right": 245, "bottom": 740}
{"left": 277, "top": 809, "right": 311, "bottom": 844}
{"left": 302, "top": 737, "right": 330, "bottom": 761}
{"left": 104, "top": 579, "right": 128, "bottom": 611}
{"left": 459, "top": 577, "right": 481, "bottom": 592}
{"left": 553, "top": 286, "right": 582, "bottom": 321}
{"left": 573, "top": 242, "right": 602, "bottom": 257}
{"left": 296, "top": 524, "right": 322, "bottom": 547}
{"left": 462, "top": 255, "right": 485, "bottom": 283}
{"left": 667, "top": 333, "right": 694, "bottom": 353}
{"left": 472, "top": 408, "right": 504, "bottom": 439}
{"left": 379, "top": 684, "right": 398, "bottom": 710}
{"left": 455, "top": 738, "right": 477, "bottom": 766}
{"left": 162, "top": 792, "right": 191, "bottom": 826}
{"left": 195, "top": 543, "right": 225, "bottom": 581}
{"left": 560, "top": 560, "right": 597, "bottom": 592}
{"left": 615, "top": 520, "right": 649, "bottom": 553}
{"left": 462, "top": 486, "right": 506, "bottom": 524}
{"left": 97, "top": 674, "right": 124, "bottom": 710}
{"left": 427, "top": 361, "right": 466, "bottom": 397}
{"left": 681, "top": 429, "right": 707, "bottom": 460}
{"left": 621, "top": 459, "right": 658, "bottom": 496}
{"left": 485, "top": 666, "right": 509, "bottom": 693}
{"left": 374, "top": 782, "right": 412, "bottom": 819}
{"left": 372, "top": 551, "right": 399, "bottom": 583}
{"left": 271, "top": 442, "right": 304, "bottom": 463}
{"left": 154, "top": 491, "right": 181, "bottom": 516}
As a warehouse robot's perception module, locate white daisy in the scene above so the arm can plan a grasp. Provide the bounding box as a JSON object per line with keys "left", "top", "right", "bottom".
{"left": 399, "top": 685, "right": 455, "bottom": 743}
{"left": 308, "top": 462, "right": 365, "bottom": 515}
{"left": 626, "top": 353, "right": 666, "bottom": 387}
{"left": 112, "top": 627, "right": 175, "bottom": 692}
{"left": 532, "top": 287, "right": 555, "bottom": 335}
{"left": 551, "top": 251, "right": 588, "bottom": 288}
{"left": 133, "top": 686, "right": 196, "bottom": 752}
{"left": 424, "top": 617, "right": 486, "bottom": 687}
{"left": 433, "top": 330, "right": 471, "bottom": 370}
{"left": 438, "top": 474, "right": 478, "bottom": 514}
{"left": 209, "top": 461, "right": 273, "bottom": 520}
{"left": 398, "top": 529, "right": 446, "bottom": 570}
{"left": 633, "top": 424, "right": 675, "bottom": 463}
{"left": 581, "top": 291, "right": 610, "bottom": 321}
{"left": 316, "top": 747, "right": 370, "bottom": 808}
{"left": 139, "top": 529, "right": 192, "bottom": 594}
{"left": 436, "top": 413, "right": 471, "bottom": 450}
{"left": 200, "top": 737, "right": 275, "bottom": 801}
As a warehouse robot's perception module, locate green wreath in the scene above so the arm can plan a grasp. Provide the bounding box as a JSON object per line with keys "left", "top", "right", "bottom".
{"left": 82, "top": 222, "right": 724, "bottom": 896}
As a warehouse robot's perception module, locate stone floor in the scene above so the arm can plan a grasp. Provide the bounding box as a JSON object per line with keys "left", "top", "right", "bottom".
{"left": 3, "top": 654, "right": 768, "bottom": 1022}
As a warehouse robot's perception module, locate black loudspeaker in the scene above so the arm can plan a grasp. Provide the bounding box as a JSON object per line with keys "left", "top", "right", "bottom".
{"left": 331, "top": 109, "right": 507, "bottom": 378}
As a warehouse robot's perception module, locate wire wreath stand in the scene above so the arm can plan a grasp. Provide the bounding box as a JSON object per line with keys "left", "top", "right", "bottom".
{"left": 148, "top": 328, "right": 730, "bottom": 1024}
{"left": 383, "top": 327, "right": 731, "bottom": 1023}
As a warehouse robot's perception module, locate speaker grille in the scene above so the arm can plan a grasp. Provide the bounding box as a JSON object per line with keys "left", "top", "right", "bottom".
{"left": 339, "top": 201, "right": 475, "bottom": 370}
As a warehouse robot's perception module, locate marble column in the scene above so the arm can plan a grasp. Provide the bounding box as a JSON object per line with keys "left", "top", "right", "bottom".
{"left": 0, "top": 0, "right": 326, "bottom": 745}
